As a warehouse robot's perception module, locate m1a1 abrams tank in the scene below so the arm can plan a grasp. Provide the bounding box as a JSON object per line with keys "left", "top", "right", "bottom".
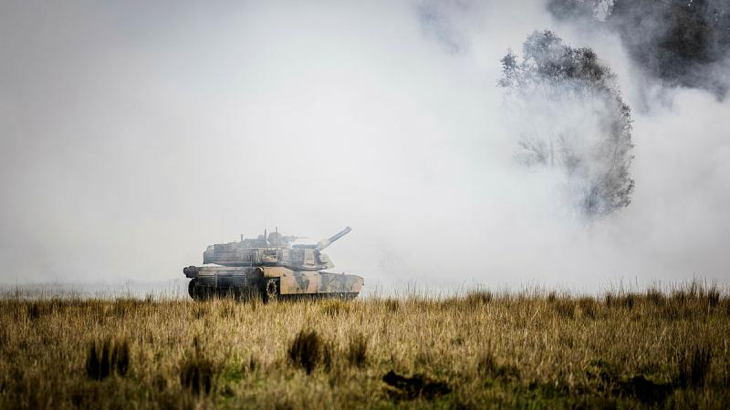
{"left": 183, "top": 227, "right": 363, "bottom": 301}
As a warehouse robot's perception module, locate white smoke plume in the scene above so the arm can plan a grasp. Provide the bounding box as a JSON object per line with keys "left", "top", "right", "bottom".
{"left": 0, "top": 1, "right": 728, "bottom": 294}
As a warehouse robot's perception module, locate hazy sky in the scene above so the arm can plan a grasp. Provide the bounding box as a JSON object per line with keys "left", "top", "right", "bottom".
{"left": 1, "top": 1, "right": 728, "bottom": 292}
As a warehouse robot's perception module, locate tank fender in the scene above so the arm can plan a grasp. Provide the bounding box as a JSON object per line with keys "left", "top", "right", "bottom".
{"left": 261, "top": 266, "right": 294, "bottom": 278}
{"left": 318, "top": 272, "right": 364, "bottom": 294}
{"left": 280, "top": 271, "right": 319, "bottom": 294}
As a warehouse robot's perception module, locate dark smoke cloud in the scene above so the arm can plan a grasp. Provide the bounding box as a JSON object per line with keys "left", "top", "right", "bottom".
{"left": 547, "top": 0, "right": 730, "bottom": 101}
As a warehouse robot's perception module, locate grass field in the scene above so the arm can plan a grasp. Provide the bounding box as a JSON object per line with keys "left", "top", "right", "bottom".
{"left": 1, "top": 282, "right": 729, "bottom": 409}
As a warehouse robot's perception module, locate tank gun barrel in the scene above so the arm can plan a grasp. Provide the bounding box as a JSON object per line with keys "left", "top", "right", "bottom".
{"left": 316, "top": 226, "right": 352, "bottom": 250}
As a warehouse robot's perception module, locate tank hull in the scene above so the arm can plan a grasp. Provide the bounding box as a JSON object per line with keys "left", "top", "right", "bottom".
{"left": 184, "top": 265, "right": 363, "bottom": 301}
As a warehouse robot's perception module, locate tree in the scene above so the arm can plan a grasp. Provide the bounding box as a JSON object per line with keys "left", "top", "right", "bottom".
{"left": 499, "top": 31, "right": 634, "bottom": 219}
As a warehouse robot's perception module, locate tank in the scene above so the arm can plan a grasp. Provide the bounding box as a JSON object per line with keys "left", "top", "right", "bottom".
{"left": 183, "top": 227, "right": 363, "bottom": 301}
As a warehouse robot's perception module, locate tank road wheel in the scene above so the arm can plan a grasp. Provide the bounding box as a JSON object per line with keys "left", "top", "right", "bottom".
{"left": 263, "top": 278, "right": 279, "bottom": 303}
{"left": 188, "top": 279, "right": 208, "bottom": 301}
{"left": 188, "top": 279, "right": 198, "bottom": 300}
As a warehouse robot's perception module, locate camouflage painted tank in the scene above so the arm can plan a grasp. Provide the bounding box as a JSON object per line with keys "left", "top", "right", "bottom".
{"left": 183, "top": 227, "right": 363, "bottom": 301}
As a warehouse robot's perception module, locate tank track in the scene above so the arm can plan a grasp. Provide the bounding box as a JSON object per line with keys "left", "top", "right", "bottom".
{"left": 188, "top": 278, "right": 358, "bottom": 302}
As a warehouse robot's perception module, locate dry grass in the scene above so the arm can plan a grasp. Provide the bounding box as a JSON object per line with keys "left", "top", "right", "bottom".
{"left": 85, "top": 336, "right": 130, "bottom": 380}
{"left": 288, "top": 329, "right": 322, "bottom": 374}
{"left": 1, "top": 282, "right": 730, "bottom": 408}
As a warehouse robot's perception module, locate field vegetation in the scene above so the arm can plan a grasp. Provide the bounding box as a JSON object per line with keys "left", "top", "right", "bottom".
{"left": 1, "top": 282, "right": 729, "bottom": 408}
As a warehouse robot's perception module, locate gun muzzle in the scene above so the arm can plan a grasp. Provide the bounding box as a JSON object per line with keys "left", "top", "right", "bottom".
{"left": 316, "top": 226, "right": 352, "bottom": 250}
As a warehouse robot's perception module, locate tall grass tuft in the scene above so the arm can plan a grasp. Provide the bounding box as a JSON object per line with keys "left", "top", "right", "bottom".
{"left": 179, "top": 337, "right": 217, "bottom": 395}
{"left": 477, "top": 351, "right": 519, "bottom": 381}
{"left": 85, "top": 337, "right": 130, "bottom": 380}
{"left": 604, "top": 292, "right": 636, "bottom": 309}
{"left": 384, "top": 298, "right": 399, "bottom": 312}
{"left": 0, "top": 327, "right": 7, "bottom": 348}
{"left": 288, "top": 329, "right": 322, "bottom": 374}
{"left": 27, "top": 303, "right": 42, "bottom": 320}
{"left": 477, "top": 351, "right": 498, "bottom": 376}
{"left": 647, "top": 287, "right": 666, "bottom": 306}
{"left": 322, "top": 340, "right": 335, "bottom": 371}
{"left": 554, "top": 299, "right": 575, "bottom": 319}
{"left": 669, "top": 280, "right": 721, "bottom": 310}
{"left": 219, "top": 301, "right": 236, "bottom": 319}
{"left": 347, "top": 333, "right": 368, "bottom": 368}
{"left": 465, "top": 291, "right": 493, "bottom": 306}
{"left": 321, "top": 299, "right": 350, "bottom": 318}
{"left": 677, "top": 345, "right": 713, "bottom": 388}
{"left": 577, "top": 297, "right": 597, "bottom": 319}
